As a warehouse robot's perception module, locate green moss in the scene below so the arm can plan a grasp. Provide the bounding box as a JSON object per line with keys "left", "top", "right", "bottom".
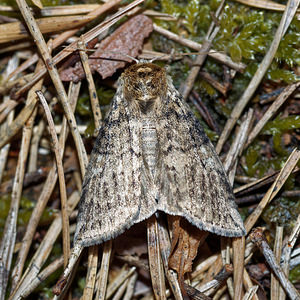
{"left": 262, "top": 196, "right": 300, "bottom": 232}
{"left": 0, "top": 195, "right": 56, "bottom": 236}
{"left": 290, "top": 265, "right": 300, "bottom": 284}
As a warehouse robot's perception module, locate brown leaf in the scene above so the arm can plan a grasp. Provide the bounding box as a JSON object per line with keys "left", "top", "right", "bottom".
{"left": 60, "top": 15, "right": 153, "bottom": 82}
{"left": 168, "top": 216, "right": 208, "bottom": 279}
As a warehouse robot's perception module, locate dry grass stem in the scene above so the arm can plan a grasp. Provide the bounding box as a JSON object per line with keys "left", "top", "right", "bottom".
{"left": 0, "top": 15, "right": 95, "bottom": 44}
{"left": 4, "top": 0, "right": 122, "bottom": 83}
{"left": 181, "top": 0, "right": 224, "bottom": 100}
{"left": 16, "top": 0, "right": 88, "bottom": 175}
{"left": 10, "top": 81, "right": 80, "bottom": 289}
{"left": 223, "top": 109, "right": 253, "bottom": 184}
{"left": 216, "top": 0, "right": 300, "bottom": 154}
{"left": 147, "top": 216, "right": 167, "bottom": 300}
{"left": 243, "top": 268, "right": 259, "bottom": 300}
{"left": 235, "top": 0, "right": 300, "bottom": 12}
{"left": 242, "top": 285, "right": 259, "bottom": 300}
{"left": 78, "top": 38, "right": 102, "bottom": 130}
{"left": 18, "top": 256, "right": 64, "bottom": 298}
{"left": 0, "top": 103, "right": 14, "bottom": 182}
{"left": 106, "top": 266, "right": 136, "bottom": 299}
{"left": 83, "top": 245, "right": 99, "bottom": 300}
{"left": 14, "top": 0, "right": 143, "bottom": 97}
{"left": 123, "top": 272, "right": 138, "bottom": 300}
{"left": 157, "top": 217, "right": 183, "bottom": 300}
{"left": 153, "top": 24, "right": 246, "bottom": 72}
{"left": 37, "top": 90, "right": 70, "bottom": 267}
{"left": 245, "top": 82, "right": 300, "bottom": 148}
{"left": 271, "top": 226, "right": 283, "bottom": 300}
{"left": 10, "top": 191, "right": 80, "bottom": 299}
{"left": 95, "top": 240, "right": 113, "bottom": 300}
{"left": 28, "top": 120, "right": 45, "bottom": 172}
{"left": 232, "top": 237, "right": 246, "bottom": 300}
{"left": 37, "top": 4, "right": 101, "bottom": 16}
{"left": 0, "top": 89, "right": 37, "bottom": 299}
{"left": 191, "top": 255, "right": 218, "bottom": 280}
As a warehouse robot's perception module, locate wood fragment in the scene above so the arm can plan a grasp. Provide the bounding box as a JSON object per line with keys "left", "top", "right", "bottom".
{"left": 14, "top": 0, "right": 144, "bottom": 97}
{"left": 60, "top": 15, "right": 153, "bottom": 82}
{"left": 0, "top": 15, "right": 95, "bottom": 44}
{"left": 250, "top": 228, "right": 300, "bottom": 300}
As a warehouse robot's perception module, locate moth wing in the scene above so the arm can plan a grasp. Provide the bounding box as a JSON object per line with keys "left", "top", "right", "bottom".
{"left": 157, "top": 86, "right": 246, "bottom": 237}
{"left": 74, "top": 88, "right": 157, "bottom": 247}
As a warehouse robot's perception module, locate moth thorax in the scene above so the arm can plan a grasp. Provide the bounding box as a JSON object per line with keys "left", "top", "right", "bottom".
{"left": 122, "top": 63, "right": 167, "bottom": 112}
{"left": 141, "top": 118, "right": 158, "bottom": 177}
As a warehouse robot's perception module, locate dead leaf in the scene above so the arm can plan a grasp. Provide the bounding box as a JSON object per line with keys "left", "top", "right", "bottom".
{"left": 168, "top": 216, "right": 208, "bottom": 298}
{"left": 60, "top": 14, "right": 153, "bottom": 82}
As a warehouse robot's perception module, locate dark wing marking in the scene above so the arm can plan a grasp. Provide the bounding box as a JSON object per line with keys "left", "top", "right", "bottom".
{"left": 156, "top": 83, "right": 246, "bottom": 237}
{"left": 74, "top": 85, "right": 157, "bottom": 247}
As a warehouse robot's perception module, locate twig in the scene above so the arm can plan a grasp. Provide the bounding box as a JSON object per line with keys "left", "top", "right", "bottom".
{"left": 216, "top": 0, "right": 300, "bottom": 154}
{"left": 245, "top": 82, "right": 300, "bottom": 148}
{"left": 244, "top": 149, "right": 300, "bottom": 233}
{"left": 16, "top": 0, "right": 88, "bottom": 175}
{"left": 153, "top": 24, "right": 246, "bottom": 72}
{"left": 236, "top": 190, "right": 300, "bottom": 205}
{"left": 250, "top": 228, "right": 300, "bottom": 300}
{"left": 181, "top": 1, "right": 224, "bottom": 100}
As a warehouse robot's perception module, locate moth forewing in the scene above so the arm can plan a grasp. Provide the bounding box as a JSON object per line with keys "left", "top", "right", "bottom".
{"left": 54, "top": 62, "right": 246, "bottom": 295}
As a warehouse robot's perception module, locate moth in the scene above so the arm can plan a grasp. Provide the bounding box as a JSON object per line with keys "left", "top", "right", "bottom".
{"left": 54, "top": 62, "right": 246, "bottom": 294}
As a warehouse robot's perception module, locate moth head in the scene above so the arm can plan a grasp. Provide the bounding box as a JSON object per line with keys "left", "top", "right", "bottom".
{"left": 122, "top": 63, "right": 168, "bottom": 111}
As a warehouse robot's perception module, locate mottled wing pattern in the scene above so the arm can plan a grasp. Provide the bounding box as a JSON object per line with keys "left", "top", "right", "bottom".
{"left": 157, "top": 82, "right": 246, "bottom": 237}
{"left": 74, "top": 84, "right": 157, "bottom": 247}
